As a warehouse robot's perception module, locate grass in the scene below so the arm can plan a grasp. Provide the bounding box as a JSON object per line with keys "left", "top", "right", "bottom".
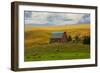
{"left": 24, "top": 24, "right": 90, "bottom": 61}
{"left": 24, "top": 43, "right": 90, "bottom": 61}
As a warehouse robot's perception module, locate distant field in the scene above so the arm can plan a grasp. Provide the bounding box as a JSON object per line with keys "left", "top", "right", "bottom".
{"left": 24, "top": 24, "right": 90, "bottom": 61}
{"left": 25, "top": 24, "right": 90, "bottom": 31}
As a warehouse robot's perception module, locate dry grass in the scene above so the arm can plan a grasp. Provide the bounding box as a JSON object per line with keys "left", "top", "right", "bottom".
{"left": 24, "top": 24, "right": 90, "bottom": 48}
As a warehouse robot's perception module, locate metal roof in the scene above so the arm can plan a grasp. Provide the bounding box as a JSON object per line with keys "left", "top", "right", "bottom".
{"left": 51, "top": 32, "right": 64, "bottom": 38}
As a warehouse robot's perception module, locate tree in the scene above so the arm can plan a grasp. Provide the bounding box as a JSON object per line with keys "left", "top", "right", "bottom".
{"left": 83, "top": 36, "right": 90, "bottom": 44}
{"left": 67, "top": 35, "right": 72, "bottom": 42}
{"left": 74, "top": 35, "right": 80, "bottom": 43}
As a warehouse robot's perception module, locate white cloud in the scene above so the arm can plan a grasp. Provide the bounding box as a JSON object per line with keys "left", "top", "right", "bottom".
{"left": 24, "top": 11, "right": 90, "bottom": 25}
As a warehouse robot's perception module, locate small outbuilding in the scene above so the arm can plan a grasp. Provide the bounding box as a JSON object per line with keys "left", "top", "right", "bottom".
{"left": 50, "top": 32, "right": 68, "bottom": 43}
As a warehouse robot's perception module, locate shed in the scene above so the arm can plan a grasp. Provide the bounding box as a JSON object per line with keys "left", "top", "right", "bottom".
{"left": 50, "top": 32, "right": 67, "bottom": 43}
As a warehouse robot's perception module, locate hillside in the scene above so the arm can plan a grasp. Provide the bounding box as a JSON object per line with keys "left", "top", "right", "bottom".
{"left": 24, "top": 24, "right": 90, "bottom": 48}
{"left": 25, "top": 24, "right": 90, "bottom": 31}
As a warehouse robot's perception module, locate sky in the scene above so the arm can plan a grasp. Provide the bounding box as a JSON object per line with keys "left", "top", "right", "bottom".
{"left": 24, "top": 11, "right": 90, "bottom": 26}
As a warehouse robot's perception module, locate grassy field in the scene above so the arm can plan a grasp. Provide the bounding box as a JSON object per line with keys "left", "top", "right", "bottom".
{"left": 25, "top": 43, "right": 90, "bottom": 61}
{"left": 24, "top": 24, "right": 90, "bottom": 61}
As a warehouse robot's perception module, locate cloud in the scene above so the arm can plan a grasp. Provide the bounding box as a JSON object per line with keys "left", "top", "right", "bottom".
{"left": 25, "top": 11, "right": 48, "bottom": 24}
{"left": 24, "top": 11, "right": 32, "bottom": 20}
{"left": 78, "top": 14, "right": 90, "bottom": 24}
{"left": 24, "top": 11, "right": 90, "bottom": 26}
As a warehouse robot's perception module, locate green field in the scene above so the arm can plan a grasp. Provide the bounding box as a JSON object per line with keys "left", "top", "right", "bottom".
{"left": 24, "top": 24, "right": 90, "bottom": 61}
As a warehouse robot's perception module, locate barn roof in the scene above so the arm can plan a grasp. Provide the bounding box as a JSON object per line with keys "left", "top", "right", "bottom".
{"left": 50, "top": 32, "right": 64, "bottom": 38}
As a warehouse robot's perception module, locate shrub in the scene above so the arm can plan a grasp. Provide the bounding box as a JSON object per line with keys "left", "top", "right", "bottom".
{"left": 67, "top": 35, "right": 72, "bottom": 42}
{"left": 83, "top": 36, "right": 90, "bottom": 44}
{"left": 74, "top": 35, "right": 80, "bottom": 43}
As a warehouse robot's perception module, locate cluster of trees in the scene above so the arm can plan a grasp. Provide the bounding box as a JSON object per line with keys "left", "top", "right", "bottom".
{"left": 67, "top": 35, "right": 90, "bottom": 44}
